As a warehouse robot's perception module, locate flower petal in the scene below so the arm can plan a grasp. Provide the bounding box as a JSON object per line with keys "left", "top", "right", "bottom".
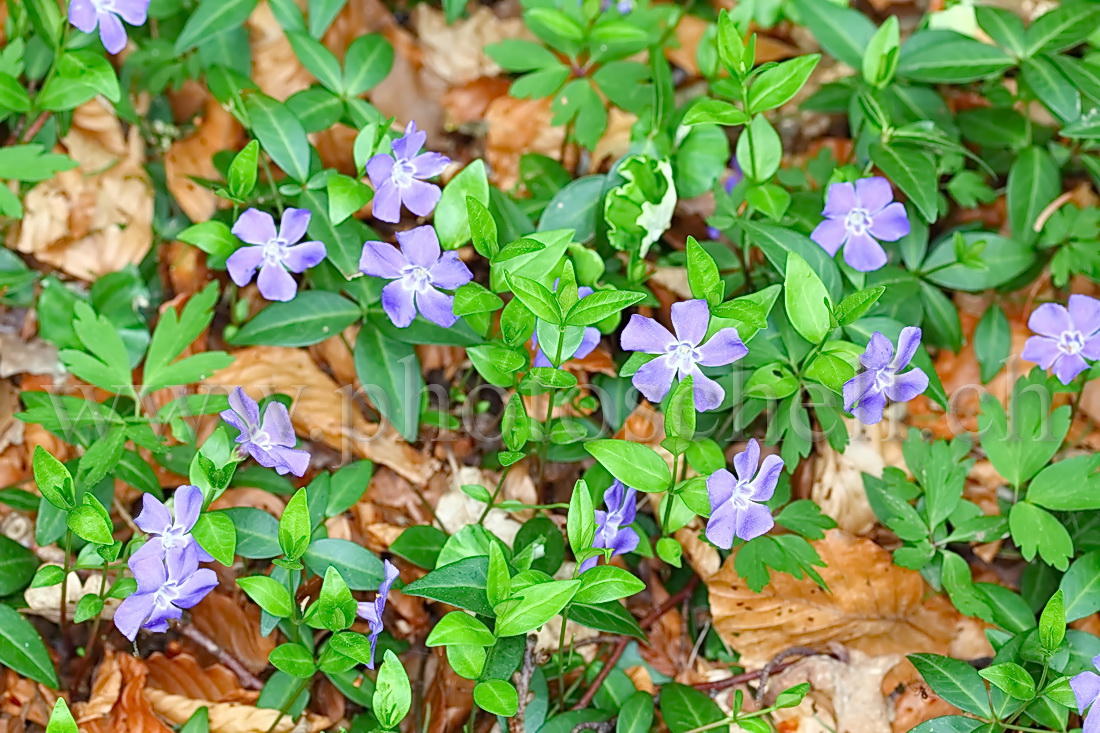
{"left": 228, "top": 387, "right": 260, "bottom": 429}
{"left": 371, "top": 179, "right": 402, "bottom": 223}
{"left": 414, "top": 286, "right": 458, "bottom": 328}
{"left": 852, "top": 388, "right": 887, "bottom": 425}
{"left": 574, "top": 327, "right": 601, "bottom": 361}
{"left": 749, "top": 454, "right": 784, "bottom": 501}
{"left": 885, "top": 367, "right": 928, "bottom": 403}
{"left": 97, "top": 11, "right": 128, "bottom": 53}
{"left": 260, "top": 401, "right": 297, "bottom": 446}
{"left": 226, "top": 246, "right": 264, "bottom": 287}
{"left": 68, "top": 0, "right": 98, "bottom": 32}
{"left": 732, "top": 440, "right": 760, "bottom": 485}
{"left": 697, "top": 327, "right": 748, "bottom": 367}
{"left": 366, "top": 154, "right": 395, "bottom": 190}
{"left": 670, "top": 299, "right": 710, "bottom": 346}
{"left": 232, "top": 208, "right": 277, "bottom": 246}
{"left": 392, "top": 121, "right": 426, "bottom": 160}
{"left": 427, "top": 251, "right": 472, "bottom": 290}
{"left": 410, "top": 151, "right": 450, "bottom": 179}
{"left": 256, "top": 262, "right": 297, "bottom": 302}
{"left": 278, "top": 207, "right": 311, "bottom": 244}
{"left": 810, "top": 218, "right": 849, "bottom": 257}
{"left": 868, "top": 202, "right": 910, "bottom": 242}
{"left": 113, "top": 592, "right": 155, "bottom": 641}
{"left": 621, "top": 314, "right": 675, "bottom": 354}
{"left": 690, "top": 367, "right": 726, "bottom": 412}
{"left": 397, "top": 225, "right": 441, "bottom": 268}
{"left": 360, "top": 241, "right": 407, "bottom": 279}
{"left": 854, "top": 177, "right": 895, "bottom": 212}
{"left": 1084, "top": 334, "right": 1100, "bottom": 361}
{"left": 842, "top": 370, "right": 876, "bottom": 412}
{"left": 174, "top": 568, "right": 218, "bottom": 609}
{"left": 1053, "top": 352, "right": 1089, "bottom": 385}
{"left": 705, "top": 501, "right": 738, "bottom": 550}
{"left": 283, "top": 240, "right": 326, "bottom": 273}
{"left": 173, "top": 485, "right": 204, "bottom": 533}
{"left": 707, "top": 468, "right": 737, "bottom": 510}
{"left": 1029, "top": 302, "right": 1072, "bottom": 338}
{"left": 631, "top": 354, "right": 676, "bottom": 403}
{"left": 861, "top": 332, "right": 894, "bottom": 370}
{"left": 134, "top": 494, "right": 172, "bottom": 535}
{"left": 1021, "top": 336, "right": 1061, "bottom": 369}
{"left": 734, "top": 501, "right": 774, "bottom": 541}
{"left": 402, "top": 179, "right": 443, "bottom": 217}
{"left": 822, "top": 181, "right": 857, "bottom": 218}
{"left": 843, "top": 231, "right": 888, "bottom": 272}
{"left": 1070, "top": 294, "right": 1100, "bottom": 336}
{"left": 1073, "top": 671, "right": 1100, "bottom": 715}
{"left": 891, "top": 326, "right": 923, "bottom": 371}
{"left": 381, "top": 279, "right": 417, "bottom": 328}
{"left": 115, "top": 0, "right": 148, "bottom": 25}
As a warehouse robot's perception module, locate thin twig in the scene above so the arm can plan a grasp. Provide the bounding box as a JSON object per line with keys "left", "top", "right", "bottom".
{"left": 177, "top": 623, "right": 264, "bottom": 690}
{"left": 509, "top": 636, "right": 538, "bottom": 733}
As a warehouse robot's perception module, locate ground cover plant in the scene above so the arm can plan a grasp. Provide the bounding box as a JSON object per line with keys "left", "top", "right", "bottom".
{"left": 2, "top": 0, "right": 1100, "bottom": 731}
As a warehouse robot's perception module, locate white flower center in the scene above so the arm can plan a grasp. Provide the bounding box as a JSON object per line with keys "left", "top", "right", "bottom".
{"left": 262, "top": 237, "right": 288, "bottom": 266}
{"left": 845, "top": 207, "right": 873, "bottom": 236}
{"left": 1060, "top": 330, "right": 1085, "bottom": 355}
{"left": 251, "top": 431, "right": 274, "bottom": 451}
{"left": 403, "top": 265, "right": 433, "bottom": 291}
{"left": 392, "top": 159, "right": 416, "bottom": 188}
{"left": 667, "top": 341, "right": 700, "bottom": 371}
{"left": 874, "top": 368, "right": 896, "bottom": 392}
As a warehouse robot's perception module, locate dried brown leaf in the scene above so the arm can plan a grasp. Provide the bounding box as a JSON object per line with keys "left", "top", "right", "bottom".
{"left": 765, "top": 651, "right": 899, "bottom": 733}
{"left": 145, "top": 653, "right": 244, "bottom": 702}
{"left": 165, "top": 95, "right": 244, "bottom": 222}
{"left": 413, "top": 5, "right": 533, "bottom": 86}
{"left": 144, "top": 688, "right": 329, "bottom": 733}
{"left": 189, "top": 593, "right": 277, "bottom": 676}
{"left": 74, "top": 649, "right": 122, "bottom": 722}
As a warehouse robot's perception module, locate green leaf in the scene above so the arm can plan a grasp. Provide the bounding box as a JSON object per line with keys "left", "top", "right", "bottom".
{"left": 0, "top": 72, "right": 30, "bottom": 113}
{"left": 353, "top": 326, "right": 423, "bottom": 442}
{"left": 327, "top": 173, "right": 373, "bottom": 225}
{"left": 231, "top": 291, "right": 361, "bottom": 347}
{"left": 436, "top": 160, "right": 490, "bottom": 250}
{"left": 32, "top": 446, "right": 74, "bottom": 510}
{"left": 617, "top": 691, "right": 654, "bottom": 733}
{"left": 791, "top": 0, "right": 875, "bottom": 68}
{"left": 869, "top": 143, "right": 937, "bottom": 223}
{"left": 243, "top": 92, "right": 312, "bottom": 183}
{"left": 1026, "top": 455, "right": 1100, "bottom": 511}
{"left": 0, "top": 536, "right": 36, "bottom": 595}
{"left": 373, "top": 650, "right": 411, "bottom": 730}
{"left": 921, "top": 232, "right": 1035, "bottom": 291}
{"left": 1009, "top": 502, "right": 1072, "bottom": 571}
{"left": 739, "top": 219, "right": 842, "bottom": 301}
{"left": 178, "top": 221, "right": 239, "bottom": 265}
{"left": 343, "top": 34, "right": 394, "bottom": 96}
{"left": 278, "top": 488, "right": 311, "bottom": 562}
{"left": 312, "top": 566, "right": 357, "bottom": 631}
{"left": 494, "top": 579, "right": 580, "bottom": 637}
{"left": 0, "top": 604, "right": 58, "bottom": 687}
{"left": 1006, "top": 146, "right": 1059, "bottom": 244}
{"left": 665, "top": 377, "right": 697, "bottom": 441}
{"left": 686, "top": 237, "right": 723, "bottom": 306}
{"left": 426, "top": 612, "right": 495, "bottom": 647}
{"left": 974, "top": 305, "right": 1010, "bottom": 383}
{"left": 391, "top": 526, "right": 447, "bottom": 569}
{"left": 1059, "top": 551, "right": 1100, "bottom": 621}
{"left": 909, "top": 654, "right": 990, "bottom": 716}
{"left": 565, "top": 289, "right": 644, "bottom": 327}
{"left": 784, "top": 251, "right": 831, "bottom": 343}
{"left": 59, "top": 302, "right": 133, "bottom": 396}
{"left": 1025, "top": 2, "right": 1100, "bottom": 56}
{"left": 302, "top": 538, "right": 385, "bottom": 590}
{"left": 681, "top": 98, "right": 749, "bottom": 127}
{"left": 238, "top": 575, "right": 295, "bottom": 617}
{"left": 804, "top": 353, "right": 855, "bottom": 394}
{"left": 0, "top": 145, "right": 75, "bottom": 183}
{"left": 567, "top": 479, "right": 596, "bottom": 562}
{"left": 486, "top": 542, "right": 511, "bottom": 608}
{"left": 175, "top": 0, "right": 258, "bottom": 53}
{"left": 975, "top": 6, "right": 1026, "bottom": 57}
{"left": 67, "top": 494, "right": 114, "bottom": 545}
{"left": 584, "top": 440, "right": 672, "bottom": 492}
{"left": 45, "top": 698, "right": 77, "bottom": 733}
{"left": 660, "top": 683, "right": 727, "bottom": 733}
{"left": 863, "top": 16, "right": 900, "bottom": 88}
{"left": 736, "top": 114, "right": 781, "bottom": 183}
{"left": 570, "top": 600, "right": 645, "bottom": 640}
{"left": 1039, "top": 589, "right": 1066, "bottom": 653}
{"left": 287, "top": 31, "right": 343, "bottom": 91}
{"left": 748, "top": 54, "right": 821, "bottom": 114}
{"left": 978, "top": 388, "right": 1070, "bottom": 488}
{"left": 897, "top": 30, "right": 1014, "bottom": 83}
{"left": 225, "top": 507, "right": 281, "bottom": 558}
{"left": 269, "top": 643, "right": 316, "bottom": 679}
{"left": 402, "top": 556, "right": 493, "bottom": 616}
{"left": 833, "top": 286, "right": 885, "bottom": 326}
{"left": 979, "top": 662, "right": 1035, "bottom": 700}
{"left": 228, "top": 140, "right": 259, "bottom": 199}
{"left": 473, "top": 679, "right": 518, "bottom": 716}
{"left": 574, "top": 565, "right": 645, "bottom": 605}
{"left": 1021, "top": 56, "right": 1080, "bottom": 124}
{"left": 192, "top": 511, "right": 237, "bottom": 567}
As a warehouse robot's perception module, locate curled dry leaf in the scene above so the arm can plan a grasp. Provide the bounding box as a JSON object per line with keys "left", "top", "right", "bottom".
{"left": 247, "top": 1, "right": 313, "bottom": 100}
{"left": 413, "top": 4, "right": 533, "bottom": 86}
{"left": 765, "top": 651, "right": 899, "bottom": 733}
{"left": 423, "top": 647, "right": 475, "bottom": 733}
{"left": 23, "top": 567, "right": 121, "bottom": 622}
{"left": 203, "top": 346, "right": 438, "bottom": 485}
{"left": 145, "top": 688, "right": 330, "bottom": 733}
{"left": 189, "top": 593, "right": 277, "bottom": 676}
{"left": 809, "top": 417, "right": 907, "bottom": 535}
{"left": 165, "top": 94, "right": 244, "bottom": 222}
{"left": 80, "top": 652, "right": 171, "bottom": 733}
{"left": 13, "top": 100, "right": 153, "bottom": 280}
{"left": 437, "top": 463, "right": 523, "bottom": 546}
{"left": 146, "top": 652, "right": 246, "bottom": 703}
{"left": 707, "top": 530, "right": 991, "bottom": 665}
{"left": 74, "top": 649, "right": 123, "bottom": 722}
{"left": 485, "top": 96, "right": 564, "bottom": 190}
{"left": 1, "top": 669, "right": 58, "bottom": 727}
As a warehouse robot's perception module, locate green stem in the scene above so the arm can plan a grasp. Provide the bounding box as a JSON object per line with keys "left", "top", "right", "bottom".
{"left": 264, "top": 677, "right": 310, "bottom": 733}
{"left": 477, "top": 465, "right": 511, "bottom": 523}
{"left": 556, "top": 607, "right": 572, "bottom": 705}
{"left": 58, "top": 530, "right": 73, "bottom": 638}
{"left": 261, "top": 157, "right": 285, "bottom": 214}
{"left": 662, "top": 454, "right": 680, "bottom": 534}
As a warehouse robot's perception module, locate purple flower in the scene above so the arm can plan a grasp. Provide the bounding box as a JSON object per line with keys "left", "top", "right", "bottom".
{"left": 620, "top": 299, "right": 748, "bottom": 412}
{"left": 114, "top": 543, "right": 217, "bottom": 641}
{"left": 356, "top": 560, "right": 399, "bottom": 669}
{"left": 810, "top": 178, "right": 910, "bottom": 272}
{"left": 1021, "top": 295, "right": 1100, "bottom": 385}
{"left": 1072, "top": 656, "right": 1100, "bottom": 733}
{"left": 530, "top": 285, "right": 601, "bottom": 367}
{"left": 705, "top": 440, "right": 783, "bottom": 549}
{"left": 130, "top": 485, "right": 212, "bottom": 565}
{"left": 842, "top": 327, "right": 929, "bottom": 425}
{"left": 227, "top": 208, "right": 326, "bottom": 302}
{"left": 707, "top": 160, "right": 744, "bottom": 240}
{"left": 579, "top": 480, "right": 639, "bottom": 572}
{"left": 221, "top": 387, "right": 310, "bottom": 477}
{"left": 367, "top": 122, "right": 450, "bottom": 224}
{"left": 68, "top": 0, "right": 149, "bottom": 55}
{"left": 359, "top": 225, "right": 472, "bottom": 328}
{"left": 601, "top": 0, "right": 634, "bottom": 12}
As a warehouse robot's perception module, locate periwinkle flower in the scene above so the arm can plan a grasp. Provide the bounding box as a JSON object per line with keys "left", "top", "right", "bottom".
{"left": 705, "top": 439, "right": 783, "bottom": 549}
{"left": 811, "top": 177, "right": 910, "bottom": 272}
{"left": 579, "top": 480, "right": 639, "bottom": 572}
{"left": 367, "top": 122, "right": 450, "bottom": 223}
{"left": 1021, "top": 294, "right": 1100, "bottom": 385}
{"left": 357, "top": 560, "right": 399, "bottom": 669}
{"left": 114, "top": 543, "right": 217, "bottom": 641}
{"left": 227, "top": 208, "right": 326, "bottom": 302}
{"left": 68, "top": 0, "right": 149, "bottom": 55}
{"left": 601, "top": 0, "right": 634, "bottom": 12}
{"left": 359, "top": 225, "right": 472, "bottom": 328}
{"left": 530, "top": 285, "right": 601, "bottom": 367}
{"left": 842, "top": 327, "right": 929, "bottom": 425}
{"left": 221, "top": 387, "right": 310, "bottom": 477}
{"left": 1072, "top": 655, "right": 1100, "bottom": 733}
{"left": 620, "top": 299, "right": 748, "bottom": 412}
{"left": 130, "top": 485, "right": 211, "bottom": 565}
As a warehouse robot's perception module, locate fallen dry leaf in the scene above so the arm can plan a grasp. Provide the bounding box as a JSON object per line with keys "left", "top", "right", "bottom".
{"left": 80, "top": 652, "right": 172, "bottom": 733}
{"left": 74, "top": 649, "right": 123, "bottom": 722}
{"left": 165, "top": 94, "right": 244, "bottom": 222}
{"left": 766, "top": 651, "right": 899, "bottom": 733}
{"left": 413, "top": 4, "right": 533, "bottom": 86}
{"left": 146, "top": 652, "right": 246, "bottom": 703}
{"left": 24, "top": 567, "right": 121, "bottom": 623}
{"left": 145, "top": 688, "right": 329, "bottom": 733}
{"left": 13, "top": 100, "right": 153, "bottom": 280}
{"left": 189, "top": 593, "right": 277, "bottom": 676}
{"left": 203, "top": 346, "right": 438, "bottom": 485}
{"left": 247, "top": 1, "right": 313, "bottom": 100}
{"left": 707, "top": 530, "right": 991, "bottom": 665}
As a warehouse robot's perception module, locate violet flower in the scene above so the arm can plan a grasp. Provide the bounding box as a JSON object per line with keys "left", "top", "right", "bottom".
{"left": 530, "top": 285, "right": 601, "bottom": 367}
{"left": 810, "top": 177, "right": 910, "bottom": 272}
{"left": 579, "top": 480, "right": 639, "bottom": 572}
{"left": 367, "top": 122, "right": 450, "bottom": 223}
{"left": 114, "top": 543, "right": 217, "bottom": 641}
{"left": 227, "top": 208, "right": 326, "bottom": 302}
{"left": 1072, "top": 655, "right": 1100, "bottom": 733}
{"left": 620, "top": 299, "right": 747, "bottom": 412}
{"left": 221, "top": 387, "right": 310, "bottom": 477}
{"left": 705, "top": 439, "right": 783, "bottom": 549}
{"left": 707, "top": 159, "right": 743, "bottom": 240}
{"left": 601, "top": 0, "right": 634, "bottom": 12}
{"left": 130, "top": 485, "right": 212, "bottom": 565}
{"left": 359, "top": 225, "right": 472, "bottom": 328}
{"left": 1021, "top": 294, "right": 1100, "bottom": 385}
{"left": 68, "top": 0, "right": 149, "bottom": 55}
{"left": 356, "top": 560, "right": 399, "bottom": 669}
{"left": 842, "top": 327, "right": 929, "bottom": 425}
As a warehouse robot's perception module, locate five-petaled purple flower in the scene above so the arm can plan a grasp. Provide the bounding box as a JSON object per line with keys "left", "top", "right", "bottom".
{"left": 579, "top": 480, "right": 639, "bottom": 572}
{"left": 114, "top": 543, "right": 217, "bottom": 641}
{"left": 1073, "top": 655, "right": 1100, "bottom": 733}
{"left": 842, "top": 327, "right": 929, "bottom": 425}
{"left": 811, "top": 177, "right": 910, "bottom": 272}
{"left": 69, "top": 0, "right": 149, "bottom": 55}
{"left": 367, "top": 122, "right": 450, "bottom": 224}
{"left": 705, "top": 439, "right": 783, "bottom": 549}
{"left": 1021, "top": 294, "right": 1100, "bottom": 385}
{"left": 221, "top": 387, "right": 310, "bottom": 477}
{"left": 130, "top": 485, "right": 212, "bottom": 565}
{"left": 227, "top": 208, "right": 326, "bottom": 302}
{"left": 359, "top": 225, "right": 472, "bottom": 328}
{"left": 357, "top": 560, "right": 399, "bottom": 669}
{"left": 621, "top": 299, "right": 748, "bottom": 412}
{"left": 531, "top": 285, "right": 601, "bottom": 367}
